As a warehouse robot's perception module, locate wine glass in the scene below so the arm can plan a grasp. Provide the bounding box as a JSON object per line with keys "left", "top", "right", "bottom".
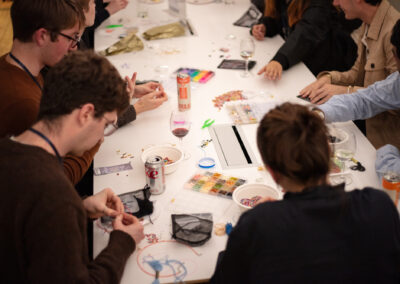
{"left": 240, "top": 38, "right": 255, "bottom": 78}
{"left": 170, "top": 110, "right": 191, "bottom": 149}
{"left": 328, "top": 125, "right": 356, "bottom": 185}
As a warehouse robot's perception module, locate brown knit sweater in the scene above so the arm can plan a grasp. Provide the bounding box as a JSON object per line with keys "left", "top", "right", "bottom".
{"left": 0, "top": 55, "right": 99, "bottom": 184}
{"left": 0, "top": 138, "right": 135, "bottom": 283}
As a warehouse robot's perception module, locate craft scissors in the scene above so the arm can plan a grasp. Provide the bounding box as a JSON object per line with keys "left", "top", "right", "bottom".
{"left": 350, "top": 157, "right": 366, "bottom": 172}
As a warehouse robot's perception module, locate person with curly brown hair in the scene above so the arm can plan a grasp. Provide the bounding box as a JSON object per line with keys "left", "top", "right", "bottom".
{"left": 0, "top": 50, "right": 145, "bottom": 283}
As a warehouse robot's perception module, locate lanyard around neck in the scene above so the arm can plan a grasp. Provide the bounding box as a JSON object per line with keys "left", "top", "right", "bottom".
{"left": 28, "top": 127, "right": 63, "bottom": 164}
{"left": 9, "top": 52, "right": 43, "bottom": 91}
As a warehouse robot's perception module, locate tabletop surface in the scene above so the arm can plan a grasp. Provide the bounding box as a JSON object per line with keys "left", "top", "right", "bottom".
{"left": 94, "top": 1, "right": 381, "bottom": 283}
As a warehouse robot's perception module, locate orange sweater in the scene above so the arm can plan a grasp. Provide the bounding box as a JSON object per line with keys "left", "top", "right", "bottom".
{"left": 0, "top": 55, "right": 98, "bottom": 184}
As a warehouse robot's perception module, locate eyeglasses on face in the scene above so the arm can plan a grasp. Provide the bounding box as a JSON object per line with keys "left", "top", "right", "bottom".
{"left": 57, "top": 32, "right": 81, "bottom": 48}
{"left": 103, "top": 116, "right": 118, "bottom": 136}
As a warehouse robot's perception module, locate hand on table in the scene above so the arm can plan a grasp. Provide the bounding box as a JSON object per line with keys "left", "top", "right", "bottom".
{"left": 251, "top": 24, "right": 266, "bottom": 41}
{"left": 134, "top": 90, "right": 168, "bottom": 114}
{"left": 305, "top": 84, "right": 347, "bottom": 105}
{"left": 134, "top": 81, "right": 164, "bottom": 98}
{"left": 113, "top": 213, "right": 145, "bottom": 244}
{"left": 82, "top": 188, "right": 124, "bottom": 219}
{"left": 105, "top": 0, "right": 129, "bottom": 15}
{"left": 257, "top": 61, "right": 282, "bottom": 81}
{"left": 299, "top": 75, "right": 332, "bottom": 102}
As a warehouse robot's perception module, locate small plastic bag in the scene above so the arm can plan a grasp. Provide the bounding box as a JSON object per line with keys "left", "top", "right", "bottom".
{"left": 100, "top": 185, "right": 153, "bottom": 228}
{"left": 171, "top": 213, "right": 213, "bottom": 246}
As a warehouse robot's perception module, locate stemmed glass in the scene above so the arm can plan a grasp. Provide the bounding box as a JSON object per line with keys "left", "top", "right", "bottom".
{"left": 240, "top": 38, "right": 255, "bottom": 78}
{"left": 170, "top": 110, "right": 191, "bottom": 149}
{"left": 328, "top": 125, "right": 357, "bottom": 185}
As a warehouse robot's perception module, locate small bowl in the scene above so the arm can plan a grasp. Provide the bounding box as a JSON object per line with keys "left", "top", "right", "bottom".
{"left": 233, "top": 183, "right": 281, "bottom": 212}
{"left": 141, "top": 144, "right": 184, "bottom": 175}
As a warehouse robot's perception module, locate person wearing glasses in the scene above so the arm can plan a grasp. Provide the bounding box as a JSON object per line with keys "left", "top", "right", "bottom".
{"left": 0, "top": 50, "right": 145, "bottom": 283}
{"left": 211, "top": 103, "right": 400, "bottom": 283}
{"left": 0, "top": 0, "right": 168, "bottom": 189}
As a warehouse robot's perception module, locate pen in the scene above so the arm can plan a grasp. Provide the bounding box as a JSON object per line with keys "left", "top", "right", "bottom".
{"left": 199, "top": 71, "right": 215, "bottom": 83}
{"left": 106, "top": 24, "right": 123, "bottom": 28}
{"left": 185, "top": 20, "right": 194, "bottom": 35}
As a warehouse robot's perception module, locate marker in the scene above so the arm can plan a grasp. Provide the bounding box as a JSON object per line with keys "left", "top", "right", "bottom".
{"left": 199, "top": 71, "right": 215, "bottom": 83}
{"left": 193, "top": 70, "right": 208, "bottom": 82}
{"left": 106, "top": 24, "right": 123, "bottom": 28}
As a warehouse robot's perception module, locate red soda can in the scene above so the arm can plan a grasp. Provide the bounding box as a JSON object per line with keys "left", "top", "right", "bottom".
{"left": 177, "top": 73, "right": 191, "bottom": 111}
{"left": 145, "top": 155, "right": 166, "bottom": 195}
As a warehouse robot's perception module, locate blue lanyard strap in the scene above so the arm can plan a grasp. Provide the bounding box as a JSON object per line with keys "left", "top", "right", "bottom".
{"left": 9, "top": 53, "right": 43, "bottom": 91}
{"left": 28, "top": 127, "right": 63, "bottom": 164}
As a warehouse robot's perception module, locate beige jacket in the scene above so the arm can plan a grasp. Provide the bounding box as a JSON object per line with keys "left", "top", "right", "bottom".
{"left": 322, "top": 0, "right": 399, "bottom": 87}
{"left": 319, "top": 0, "right": 400, "bottom": 149}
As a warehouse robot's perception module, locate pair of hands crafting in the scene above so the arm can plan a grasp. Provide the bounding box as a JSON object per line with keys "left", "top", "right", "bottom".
{"left": 83, "top": 188, "right": 145, "bottom": 244}
{"left": 126, "top": 72, "right": 168, "bottom": 114}
{"left": 105, "top": 0, "right": 129, "bottom": 15}
{"left": 251, "top": 24, "right": 283, "bottom": 81}
{"left": 299, "top": 75, "right": 348, "bottom": 104}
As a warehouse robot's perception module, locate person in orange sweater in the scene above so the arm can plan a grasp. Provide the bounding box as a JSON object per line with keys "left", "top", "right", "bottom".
{"left": 0, "top": 0, "right": 167, "bottom": 186}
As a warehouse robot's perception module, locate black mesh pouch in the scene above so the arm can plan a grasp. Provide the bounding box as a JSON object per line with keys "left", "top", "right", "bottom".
{"left": 171, "top": 213, "right": 213, "bottom": 246}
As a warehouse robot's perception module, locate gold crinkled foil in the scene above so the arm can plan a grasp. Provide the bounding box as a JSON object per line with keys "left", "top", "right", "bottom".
{"left": 142, "top": 22, "right": 185, "bottom": 40}
{"left": 99, "top": 32, "right": 144, "bottom": 56}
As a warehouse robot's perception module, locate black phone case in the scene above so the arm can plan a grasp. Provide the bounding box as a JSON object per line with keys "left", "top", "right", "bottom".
{"left": 217, "top": 59, "right": 256, "bottom": 70}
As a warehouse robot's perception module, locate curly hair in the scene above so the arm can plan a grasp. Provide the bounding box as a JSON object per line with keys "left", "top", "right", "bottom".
{"left": 38, "top": 50, "right": 130, "bottom": 121}
{"left": 257, "top": 103, "right": 330, "bottom": 185}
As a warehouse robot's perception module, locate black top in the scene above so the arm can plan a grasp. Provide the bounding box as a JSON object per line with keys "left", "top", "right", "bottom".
{"left": 253, "top": 0, "right": 358, "bottom": 75}
{"left": 211, "top": 184, "right": 400, "bottom": 283}
{"left": 80, "top": 0, "right": 110, "bottom": 50}
{"left": 0, "top": 138, "right": 135, "bottom": 283}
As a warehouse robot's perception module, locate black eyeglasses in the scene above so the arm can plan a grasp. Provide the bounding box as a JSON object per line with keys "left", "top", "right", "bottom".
{"left": 103, "top": 116, "right": 118, "bottom": 136}
{"left": 57, "top": 32, "right": 81, "bottom": 48}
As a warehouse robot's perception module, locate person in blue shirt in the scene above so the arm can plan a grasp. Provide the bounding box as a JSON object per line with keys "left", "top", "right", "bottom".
{"left": 318, "top": 19, "right": 400, "bottom": 178}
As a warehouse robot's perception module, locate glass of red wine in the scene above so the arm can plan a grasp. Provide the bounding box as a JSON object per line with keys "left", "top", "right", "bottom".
{"left": 170, "top": 110, "right": 191, "bottom": 148}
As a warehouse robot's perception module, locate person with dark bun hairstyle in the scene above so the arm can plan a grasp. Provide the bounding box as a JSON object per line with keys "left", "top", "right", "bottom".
{"left": 211, "top": 103, "right": 400, "bottom": 284}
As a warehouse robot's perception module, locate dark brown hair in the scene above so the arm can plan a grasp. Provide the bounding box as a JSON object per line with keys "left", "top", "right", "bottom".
{"left": 391, "top": 19, "right": 400, "bottom": 58}
{"left": 257, "top": 103, "right": 330, "bottom": 185}
{"left": 76, "top": 0, "right": 91, "bottom": 11}
{"left": 264, "top": 0, "right": 310, "bottom": 27}
{"left": 38, "top": 50, "right": 129, "bottom": 121}
{"left": 11, "top": 0, "right": 85, "bottom": 42}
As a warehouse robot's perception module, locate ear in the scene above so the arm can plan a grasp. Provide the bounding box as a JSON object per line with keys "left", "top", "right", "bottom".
{"left": 77, "top": 103, "right": 96, "bottom": 126}
{"left": 33, "top": 28, "right": 51, "bottom": 47}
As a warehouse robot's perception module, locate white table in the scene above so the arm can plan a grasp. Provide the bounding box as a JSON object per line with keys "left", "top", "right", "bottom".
{"left": 94, "top": 1, "right": 380, "bottom": 283}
